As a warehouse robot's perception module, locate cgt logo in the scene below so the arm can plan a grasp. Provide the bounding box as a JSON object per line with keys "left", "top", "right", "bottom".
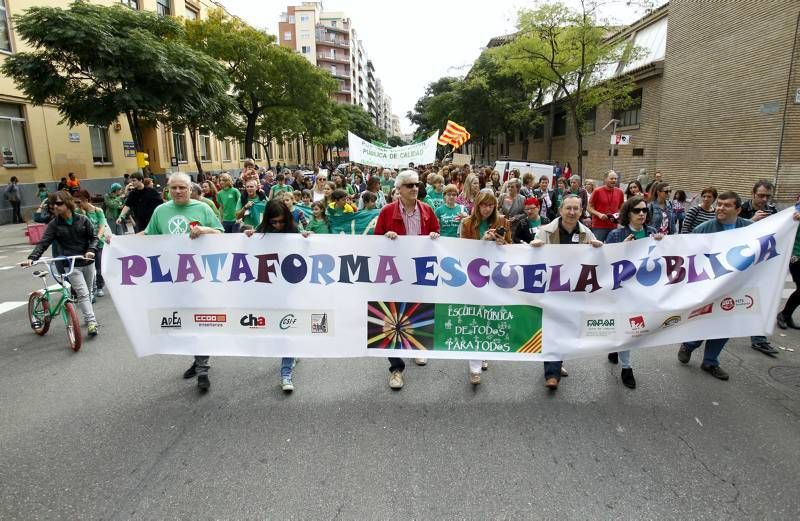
{"left": 720, "top": 295, "right": 754, "bottom": 312}
{"left": 629, "top": 315, "right": 646, "bottom": 331}
{"left": 240, "top": 314, "right": 267, "bottom": 328}
{"left": 160, "top": 311, "right": 182, "bottom": 329}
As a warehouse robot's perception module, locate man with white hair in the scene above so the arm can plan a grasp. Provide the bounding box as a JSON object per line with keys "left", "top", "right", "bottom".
{"left": 374, "top": 169, "right": 440, "bottom": 390}
{"left": 144, "top": 172, "right": 224, "bottom": 392}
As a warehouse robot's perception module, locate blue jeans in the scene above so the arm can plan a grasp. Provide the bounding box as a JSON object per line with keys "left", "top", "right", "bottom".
{"left": 223, "top": 221, "right": 240, "bottom": 234}
{"left": 683, "top": 338, "right": 729, "bottom": 367}
{"left": 618, "top": 350, "right": 632, "bottom": 369}
{"left": 544, "top": 361, "right": 562, "bottom": 381}
{"left": 281, "top": 357, "right": 295, "bottom": 378}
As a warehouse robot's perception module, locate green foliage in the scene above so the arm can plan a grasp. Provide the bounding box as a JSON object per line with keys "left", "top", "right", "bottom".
{"left": 1, "top": 1, "right": 227, "bottom": 150}
{"left": 407, "top": 77, "right": 463, "bottom": 140}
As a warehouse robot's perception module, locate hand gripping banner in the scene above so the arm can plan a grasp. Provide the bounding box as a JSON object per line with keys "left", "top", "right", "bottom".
{"left": 103, "top": 208, "right": 796, "bottom": 361}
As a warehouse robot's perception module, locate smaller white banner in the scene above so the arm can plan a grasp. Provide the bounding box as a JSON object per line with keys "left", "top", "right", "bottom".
{"left": 348, "top": 132, "right": 438, "bottom": 168}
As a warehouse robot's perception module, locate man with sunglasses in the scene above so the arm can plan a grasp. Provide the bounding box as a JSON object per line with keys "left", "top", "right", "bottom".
{"left": 22, "top": 191, "right": 100, "bottom": 337}
{"left": 375, "top": 169, "right": 440, "bottom": 390}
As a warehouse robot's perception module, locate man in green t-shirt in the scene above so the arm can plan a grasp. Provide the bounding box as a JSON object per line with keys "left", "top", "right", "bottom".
{"left": 144, "top": 172, "right": 223, "bottom": 392}
{"left": 215, "top": 173, "right": 241, "bottom": 233}
{"left": 435, "top": 184, "right": 467, "bottom": 238}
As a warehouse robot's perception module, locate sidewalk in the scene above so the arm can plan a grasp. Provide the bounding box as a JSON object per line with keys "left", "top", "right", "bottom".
{"left": 0, "top": 223, "right": 33, "bottom": 248}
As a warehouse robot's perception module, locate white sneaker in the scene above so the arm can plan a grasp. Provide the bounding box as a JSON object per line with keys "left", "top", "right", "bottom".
{"left": 95, "top": 288, "right": 104, "bottom": 297}
{"left": 389, "top": 370, "right": 404, "bottom": 389}
{"left": 281, "top": 377, "right": 294, "bottom": 392}
{"left": 414, "top": 358, "right": 427, "bottom": 366}
{"left": 469, "top": 372, "right": 481, "bottom": 385}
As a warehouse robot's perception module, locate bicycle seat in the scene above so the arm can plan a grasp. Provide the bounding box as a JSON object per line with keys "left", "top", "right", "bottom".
{"left": 32, "top": 270, "right": 48, "bottom": 278}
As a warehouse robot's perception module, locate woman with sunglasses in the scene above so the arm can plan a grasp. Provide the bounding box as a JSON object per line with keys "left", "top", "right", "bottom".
{"left": 604, "top": 196, "right": 664, "bottom": 389}
{"left": 647, "top": 182, "right": 677, "bottom": 235}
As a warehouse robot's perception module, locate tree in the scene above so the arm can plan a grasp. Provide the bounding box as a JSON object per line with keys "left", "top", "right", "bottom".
{"left": 184, "top": 10, "right": 337, "bottom": 159}
{"left": 1, "top": 2, "right": 227, "bottom": 153}
{"left": 407, "top": 77, "right": 464, "bottom": 141}
{"left": 491, "top": 0, "right": 639, "bottom": 176}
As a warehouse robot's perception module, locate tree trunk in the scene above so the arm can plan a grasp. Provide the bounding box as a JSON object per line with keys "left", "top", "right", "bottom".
{"left": 295, "top": 137, "right": 302, "bottom": 166}
{"left": 244, "top": 112, "right": 257, "bottom": 159}
{"left": 126, "top": 110, "right": 144, "bottom": 152}
{"left": 265, "top": 142, "right": 272, "bottom": 170}
{"left": 522, "top": 138, "right": 529, "bottom": 160}
{"left": 188, "top": 125, "right": 203, "bottom": 178}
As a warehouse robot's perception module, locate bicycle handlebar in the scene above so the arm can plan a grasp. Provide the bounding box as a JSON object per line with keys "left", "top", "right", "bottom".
{"left": 25, "top": 256, "right": 89, "bottom": 280}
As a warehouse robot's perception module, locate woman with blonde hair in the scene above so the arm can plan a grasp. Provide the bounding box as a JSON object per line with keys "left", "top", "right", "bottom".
{"left": 456, "top": 173, "right": 481, "bottom": 215}
{"left": 459, "top": 190, "right": 512, "bottom": 385}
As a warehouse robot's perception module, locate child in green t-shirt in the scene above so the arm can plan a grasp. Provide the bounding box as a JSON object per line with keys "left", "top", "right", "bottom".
{"left": 306, "top": 201, "right": 330, "bottom": 234}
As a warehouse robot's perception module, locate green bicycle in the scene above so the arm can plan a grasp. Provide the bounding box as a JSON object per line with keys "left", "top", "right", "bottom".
{"left": 25, "top": 256, "right": 85, "bottom": 352}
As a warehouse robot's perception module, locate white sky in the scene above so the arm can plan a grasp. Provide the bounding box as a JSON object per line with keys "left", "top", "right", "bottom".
{"left": 219, "top": 1, "right": 661, "bottom": 134}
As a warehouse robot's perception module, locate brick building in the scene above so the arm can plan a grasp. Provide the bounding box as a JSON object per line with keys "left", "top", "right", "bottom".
{"left": 471, "top": 0, "right": 800, "bottom": 201}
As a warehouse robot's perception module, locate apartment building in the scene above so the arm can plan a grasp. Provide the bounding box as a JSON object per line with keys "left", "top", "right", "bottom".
{"left": 2, "top": 1, "right": 303, "bottom": 190}
{"left": 471, "top": 0, "right": 800, "bottom": 201}
{"left": 279, "top": 2, "right": 400, "bottom": 135}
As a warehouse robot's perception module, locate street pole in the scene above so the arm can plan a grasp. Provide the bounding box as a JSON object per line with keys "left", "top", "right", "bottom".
{"left": 602, "top": 118, "right": 620, "bottom": 172}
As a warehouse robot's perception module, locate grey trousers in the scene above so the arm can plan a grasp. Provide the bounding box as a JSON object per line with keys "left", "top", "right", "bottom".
{"left": 68, "top": 263, "right": 96, "bottom": 325}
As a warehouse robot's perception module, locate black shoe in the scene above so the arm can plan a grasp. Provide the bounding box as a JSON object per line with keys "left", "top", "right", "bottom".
{"left": 621, "top": 368, "right": 636, "bottom": 389}
{"left": 607, "top": 352, "right": 619, "bottom": 364}
{"left": 751, "top": 341, "right": 779, "bottom": 357}
{"left": 197, "top": 374, "right": 210, "bottom": 391}
{"left": 701, "top": 364, "right": 729, "bottom": 380}
{"left": 777, "top": 312, "right": 788, "bottom": 330}
{"left": 183, "top": 363, "right": 197, "bottom": 379}
{"left": 678, "top": 345, "right": 692, "bottom": 364}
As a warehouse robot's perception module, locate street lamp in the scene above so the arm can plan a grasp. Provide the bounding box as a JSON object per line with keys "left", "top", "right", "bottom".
{"left": 602, "top": 118, "right": 620, "bottom": 171}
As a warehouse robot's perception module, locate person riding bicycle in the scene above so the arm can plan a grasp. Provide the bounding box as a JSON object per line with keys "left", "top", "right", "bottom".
{"left": 21, "top": 191, "right": 100, "bottom": 337}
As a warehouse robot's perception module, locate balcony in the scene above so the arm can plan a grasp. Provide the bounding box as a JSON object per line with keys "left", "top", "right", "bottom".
{"left": 330, "top": 70, "right": 350, "bottom": 80}
{"left": 317, "top": 53, "right": 350, "bottom": 65}
{"left": 315, "top": 32, "right": 350, "bottom": 49}
{"left": 319, "top": 23, "right": 350, "bottom": 34}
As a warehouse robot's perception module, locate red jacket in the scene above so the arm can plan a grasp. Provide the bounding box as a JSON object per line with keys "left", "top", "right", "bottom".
{"left": 374, "top": 200, "right": 440, "bottom": 236}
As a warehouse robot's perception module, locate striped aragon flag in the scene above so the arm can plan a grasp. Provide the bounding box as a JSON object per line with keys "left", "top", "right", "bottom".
{"left": 437, "top": 120, "right": 471, "bottom": 148}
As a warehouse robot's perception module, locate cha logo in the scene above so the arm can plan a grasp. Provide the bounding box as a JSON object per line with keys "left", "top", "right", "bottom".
{"left": 240, "top": 313, "right": 267, "bottom": 328}
{"left": 160, "top": 311, "right": 182, "bottom": 329}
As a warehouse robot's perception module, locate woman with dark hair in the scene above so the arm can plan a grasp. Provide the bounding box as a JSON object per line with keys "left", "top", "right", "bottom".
{"left": 245, "top": 200, "right": 308, "bottom": 391}
{"left": 647, "top": 181, "right": 677, "bottom": 235}
{"left": 681, "top": 186, "right": 717, "bottom": 233}
{"left": 672, "top": 189, "right": 687, "bottom": 230}
{"left": 360, "top": 176, "right": 386, "bottom": 210}
{"left": 604, "top": 195, "right": 664, "bottom": 389}
{"left": 625, "top": 180, "right": 643, "bottom": 200}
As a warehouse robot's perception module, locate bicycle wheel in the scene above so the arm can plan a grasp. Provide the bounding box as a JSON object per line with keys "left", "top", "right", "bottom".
{"left": 63, "top": 302, "right": 82, "bottom": 352}
{"left": 27, "top": 291, "right": 51, "bottom": 336}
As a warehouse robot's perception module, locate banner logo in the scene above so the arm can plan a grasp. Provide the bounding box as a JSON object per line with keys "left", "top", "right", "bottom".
{"left": 280, "top": 314, "right": 298, "bottom": 330}
{"left": 240, "top": 314, "right": 266, "bottom": 328}
{"left": 160, "top": 311, "right": 182, "bottom": 329}
{"left": 311, "top": 313, "right": 329, "bottom": 334}
{"left": 720, "top": 294, "right": 754, "bottom": 312}
{"left": 629, "top": 315, "right": 646, "bottom": 331}
{"left": 661, "top": 315, "right": 681, "bottom": 329}
{"left": 584, "top": 317, "right": 616, "bottom": 338}
{"left": 194, "top": 314, "right": 226, "bottom": 328}
{"left": 688, "top": 303, "right": 713, "bottom": 319}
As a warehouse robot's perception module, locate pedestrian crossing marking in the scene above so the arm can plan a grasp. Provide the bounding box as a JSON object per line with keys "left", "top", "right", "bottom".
{"left": 0, "top": 301, "right": 26, "bottom": 315}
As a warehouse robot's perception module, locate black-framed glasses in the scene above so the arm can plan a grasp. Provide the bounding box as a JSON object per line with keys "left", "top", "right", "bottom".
{"left": 53, "top": 201, "right": 65, "bottom": 206}
{"left": 630, "top": 207, "right": 648, "bottom": 214}
{"left": 402, "top": 183, "right": 419, "bottom": 189}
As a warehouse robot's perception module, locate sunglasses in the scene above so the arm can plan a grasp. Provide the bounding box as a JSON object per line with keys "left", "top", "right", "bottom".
{"left": 630, "top": 207, "right": 648, "bottom": 214}
{"left": 53, "top": 201, "right": 65, "bottom": 206}
{"left": 402, "top": 183, "right": 419, "bottom": 189}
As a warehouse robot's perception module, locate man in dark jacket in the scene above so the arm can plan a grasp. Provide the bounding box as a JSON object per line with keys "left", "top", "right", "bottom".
{"left": 21, "top": 191, "right": 100, "bottom": 336}
{"left": 116, "top": 172, "right": 163, "bottom": 232}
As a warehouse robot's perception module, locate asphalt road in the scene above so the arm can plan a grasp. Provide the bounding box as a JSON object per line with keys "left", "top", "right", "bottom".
{"left": 1, "top": 243, "right": 799, "bottom": 520}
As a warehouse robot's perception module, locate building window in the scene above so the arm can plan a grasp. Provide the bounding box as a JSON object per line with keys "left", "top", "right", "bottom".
{"left": 616, "top": 89, "right": 642, "bottom": 127}
{"left": 199, "top": 130, "right": 211, "bottom": 161}
{"left": 283, "top": 32, "right": 292, "bottom": 41}
{"left": 330, "top": 65, "right": 337, "bottom": 75}
{"left": 288, "top": 15, "right": 295, "bottom": 23}
{"left": 532, "top": 123, "right": 544, "bottom": 141}
{"left": 330, "top": 20, "right": 336, "bottom": 27}
{"left": 632, "top": 148, "right": 645, "bottom": 156}
{"left": 156, "top": 0, "right": 171, "bottom": 17}
{"left": 239, "top": 140, "right": 246, "bottom": 160}
{"left": 301, "top": 45, "right": 310, "bottom": 54}
{"left": 300, "top": 15, "right": 309, "bottom": 22}
{"left": 0, "top": 103, "right": 30, "bottom": 165}
{"left": 583, "top": 107, "right": 596, "bottom": 133}
{"left": 553, "top": 109, "right": 567, "bottom": 137}
{"left": 88, "top": 125, "right": 110, "bottom": 164}
{"left": 0, "top": 0, "right": 13, "bottom": 52}
{"left": 172, "top": 130, "right": 187, "bottom": 162}
{"left": 300, "top": 31, "right": 309, "bottom": 40}
{"left": 185, "top": 5, "right": 199, "bottom": 20}
{"left": 120, "top": 0, "right": 139, "bottom": 10}
{"left": 608, "top": 148, "right": 619, "bottom": 156}
{"left": 221, "top": 140, "right": 231, "bottom": 162}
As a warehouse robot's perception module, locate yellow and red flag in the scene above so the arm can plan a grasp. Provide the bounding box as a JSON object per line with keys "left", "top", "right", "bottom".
{"left": 437, "top": 120, "right": 471, "bottom": 148}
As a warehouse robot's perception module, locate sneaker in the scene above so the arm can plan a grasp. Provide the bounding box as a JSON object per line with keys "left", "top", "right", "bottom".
{"left": 560, "top": 366, "right": 568, "bottom": 377}
{"left": 777, "top": 312, "right": 788, "bottom": 330}
{"left": 678, "top": 345, "right": 692, "bottom": 364}
{"left": 751, "top": 341, "right": 779, "bottom": 357}
{"left": 481, "top": 361, "right": 489, "bottom": 371}
{"left": 87, "top": 323, "right": 98, "bottom": 337}
{"left": 469, "top": 372, "right": 481, "bottom": 385}
{"left": 183, "top": 363, "right": 197, "bottom": 379}
{"left": 544, "top": 377, "right": 559, "bottom": 390}
{"left": 389, "top": 370, "right": 404, "bottom": 389}
{"left": 701, "top": 364, "right": 729, "bottom": 380}
{"left": 414, "top": 358, "right": 427, "bottom": 366}
{"left": 197, "top": 374, "right": 210, "bottom": 391}
{"left": 281, "top": 377, "right": 294, "bottom": 393}
{"left": 607, "top": 352, "right": 619, "bottom": 364}
{"left": 621, "top": 368, "right": 636, "bottom": 389}
{"left": 95, "top": 288, "right": 104, "bottom": 297}
{"left": 91, "top": 295, "right": 96, "bottom": 304}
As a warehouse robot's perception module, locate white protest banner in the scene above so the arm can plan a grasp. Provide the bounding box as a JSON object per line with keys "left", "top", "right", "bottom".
{"left": 451, "top": 153, "right": 472, "bottom": 166}
{"left": 103, "top": 209, "right": 795, "bottom": 361}
{"left": 348, "top": 132, "right": 438, "bottom": 168}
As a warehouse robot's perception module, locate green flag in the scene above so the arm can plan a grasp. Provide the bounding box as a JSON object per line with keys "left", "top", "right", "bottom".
{"left": 328, "top": 209, "right": 380, "bottom": 235}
